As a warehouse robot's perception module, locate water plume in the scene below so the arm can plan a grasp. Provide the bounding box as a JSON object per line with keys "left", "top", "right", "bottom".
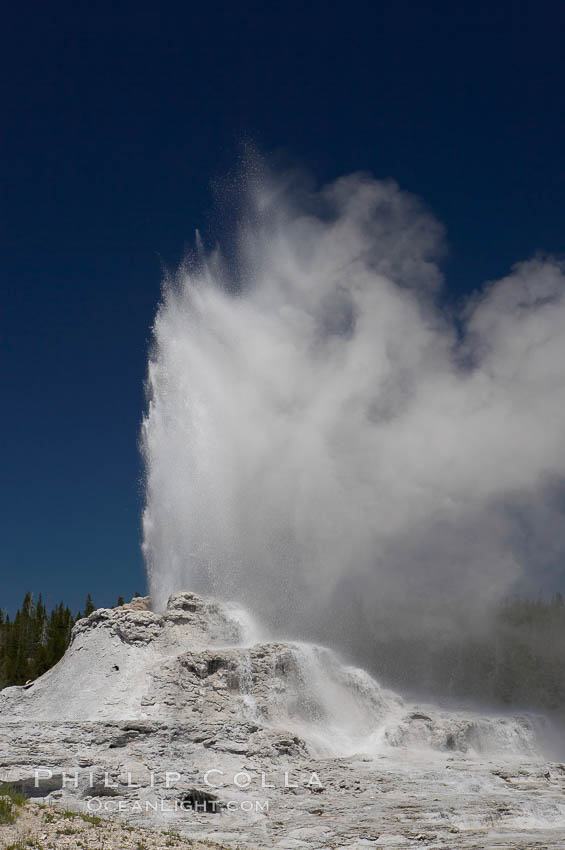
{"left": 141, "top": 160, "right": 565, "bottom": 652}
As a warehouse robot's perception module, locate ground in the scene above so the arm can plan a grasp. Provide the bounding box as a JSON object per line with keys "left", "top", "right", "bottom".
{"left": 0, "top": 797, "right": 230, "bottom": 850}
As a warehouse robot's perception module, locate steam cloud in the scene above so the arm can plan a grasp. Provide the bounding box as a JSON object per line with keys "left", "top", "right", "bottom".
{"left": 142, "top": 164, "right": 565, "bottom": 647}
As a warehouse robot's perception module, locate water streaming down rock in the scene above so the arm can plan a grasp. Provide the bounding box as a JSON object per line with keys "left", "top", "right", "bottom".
{"left": 0, "top": 590, "right": 543, "bottom": 759}
{"left": 0, "top": 591, "right": 401, "bottom": 754}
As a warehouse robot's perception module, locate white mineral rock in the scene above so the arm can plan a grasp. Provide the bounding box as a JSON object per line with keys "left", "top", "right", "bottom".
{"left": 1, "top": 592, "right": 564, "bottom": 849}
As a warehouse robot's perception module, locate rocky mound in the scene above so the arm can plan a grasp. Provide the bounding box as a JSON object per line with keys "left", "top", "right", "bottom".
{"left": 1, "top": 592, "right": 563, "bottom": 849}
{"left": 0, "top": 592, "right": 253, "bottom": 722}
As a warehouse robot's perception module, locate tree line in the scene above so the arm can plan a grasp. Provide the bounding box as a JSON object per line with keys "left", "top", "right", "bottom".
{"left": 0, "top": 592, "right": 133, "bottom": 689}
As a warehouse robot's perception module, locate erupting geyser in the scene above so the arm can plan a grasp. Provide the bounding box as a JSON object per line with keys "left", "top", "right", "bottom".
{"left": 2, "top": 164, "right": 565, "bottom": 847}
{"left": 141, "top": 161, "right": 565, "bottom": 649}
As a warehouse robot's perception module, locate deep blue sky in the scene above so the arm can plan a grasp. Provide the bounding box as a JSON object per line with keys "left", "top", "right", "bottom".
{"left": 2, "top": 0, "right": 564, "bottom": 614}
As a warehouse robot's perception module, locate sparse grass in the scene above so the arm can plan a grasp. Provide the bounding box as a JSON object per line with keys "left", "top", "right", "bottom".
{"left": 0, "top": 796, "right": 17, "bottom": 824}
{"left": 4, "top": 833, "right": 43, "bottom": 850}
{"left": 78, "top": 811, "right": 101, "bottom": 825}
{"left": 164, "top": 830, "right": 196, "bottom": 846}
{"left": 50, "top": 807, "right": 102, "bottom": 826}
{"left": 1, "top": 800, "right": 229, "bottom": 850}
{"left": 0, "top": 783, "right": 27, "bottom": 807}
{"left": 56, "top": 825, "right": 78, "bottom": 835}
